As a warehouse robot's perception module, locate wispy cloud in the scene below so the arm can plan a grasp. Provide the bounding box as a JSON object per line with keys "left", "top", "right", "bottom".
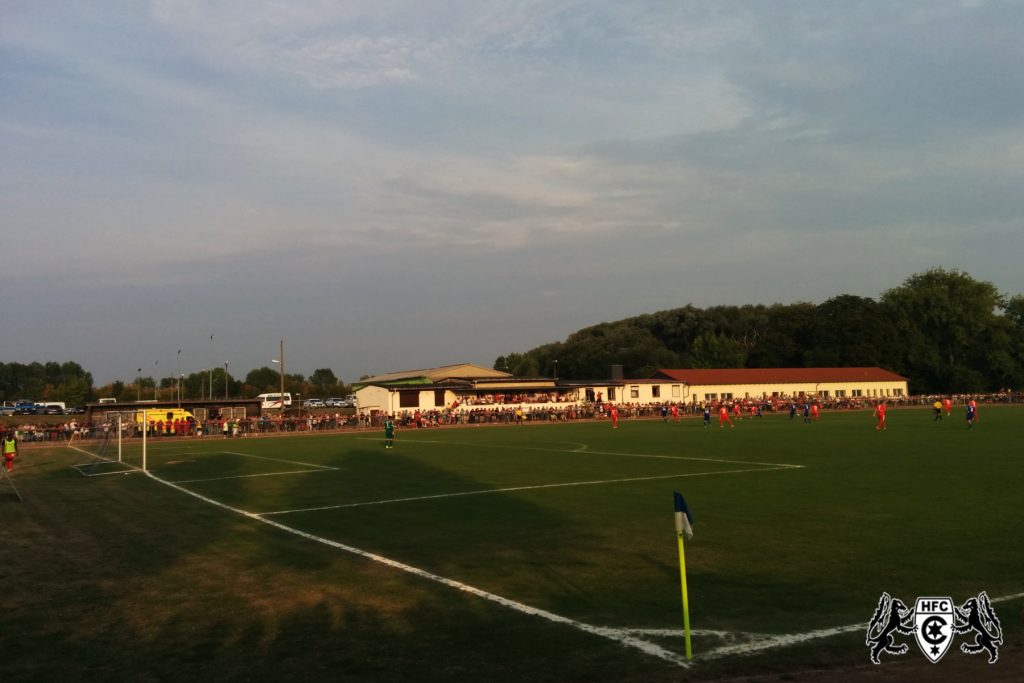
{"left": 2, "top": 1, "right": 1023, "bottom": 382}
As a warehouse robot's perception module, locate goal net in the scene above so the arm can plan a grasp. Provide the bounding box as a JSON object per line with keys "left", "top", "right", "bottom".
{"left": 70, "top": 410, "right": 145, "bottom": 476}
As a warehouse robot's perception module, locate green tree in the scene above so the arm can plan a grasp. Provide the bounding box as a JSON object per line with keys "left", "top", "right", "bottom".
{"left": 745, "top": 303, "right": 815, "bottom": 368}
{"left": 309, "top": 368, "right": 339, "bottom": 397}
{"left": 246, "top": 366, "right": 282, "bottom": 393}
{"left": 803, "top": 295, "right": 899, "bottom": 368}
{"left": 882, "top": 268, "right": 1006, "bottom": 392}
{"left": 494, "top": 353, "right": 540, "bottom": 377}
{"left": 690, "top": 331, "right": 746, "bottom": 368}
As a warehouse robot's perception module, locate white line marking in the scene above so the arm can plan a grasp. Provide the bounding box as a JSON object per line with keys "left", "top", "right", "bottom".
{"left": 140, "top": 469, "right": 692, "bottom": 668}
{"left": 221, "top": 451, "right": 337, "bottom": 470}
{"left": 69, "top": 440, "right": 1022, "bottom": 665}
{"left": 170, "top": 468, "right": 337, "bottom": 484}
{"left": 258, "top": 465, "right": 800, "bottom": 516}
{"left": 354, "top": 437, "right": 802, "bottom": 469}
{"left": 617, "top": 627, "right": 754, "bottom": 639}
{"left": 70, "top": 465, "right": 142, "bottom": 477}
{"left": 701, "top": 590, "right": 1024, "bottom": 659}
{"left": 703, "top": 624, "right": 864, "bottom": 658}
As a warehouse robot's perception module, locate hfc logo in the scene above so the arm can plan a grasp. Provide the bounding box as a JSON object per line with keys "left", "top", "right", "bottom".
{"left": 866, "top": 592, "right": 1003, "bottom": 664}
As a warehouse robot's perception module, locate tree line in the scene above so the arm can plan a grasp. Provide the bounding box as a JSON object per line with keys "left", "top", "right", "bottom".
{"left": 5, "top": 268, "right": 1021, "bottom": 404}
{"left": 0, "top": 361, "right": 352, "bottom": 407}
{"left": 494, "top": 268, "right": 1024, "bottom": 394}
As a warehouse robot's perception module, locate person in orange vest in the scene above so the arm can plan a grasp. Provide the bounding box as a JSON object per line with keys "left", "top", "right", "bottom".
{"left": 2, "top": 432, "right": 18, "bottom": 471}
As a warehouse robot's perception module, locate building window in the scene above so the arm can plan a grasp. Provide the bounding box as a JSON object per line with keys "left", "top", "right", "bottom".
{"left": 722, "top": 392, "right": 733, "bottom": 400}
{"left": 652, "top": 386, "right": 661, "bottom": 398}
{"left": 704, "top": 393, "right": 717, "bottom": 401}
{"left": 672, "top": 385, "right": 680, "bottom": 398}
{"left": 852, "top": 389, "right": 862, "bottom": 397}
{"left": 894, "top": 388, "right": 904, "bottom": 396}
{"left": 434, "top": 390, "right": 445, "bottom": 407}
{"left": 835, "top": 390, "right": 846, "bottom": 398}
{"left": 399, "top": 391, "right": 419, "bottom": 408}
{"left": 608, "top": 387, "right": 616, "bottom": 401}
{"left": 630, "top": 386, "right": 639, "bottom": 399}
{"left": 820, "top": 390, "right": 830, "bottom": 397}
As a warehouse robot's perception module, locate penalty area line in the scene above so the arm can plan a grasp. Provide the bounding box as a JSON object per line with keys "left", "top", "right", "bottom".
{"left": 143, "top": 470, "right": 692, "bottom": 668}
{"left": 257, "top": 465, "right": 801, "bottom": 517}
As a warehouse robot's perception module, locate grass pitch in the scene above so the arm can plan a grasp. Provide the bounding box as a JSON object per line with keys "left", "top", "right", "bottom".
{"left": 3, "top": 407, "right": 1022, "bottom": 681}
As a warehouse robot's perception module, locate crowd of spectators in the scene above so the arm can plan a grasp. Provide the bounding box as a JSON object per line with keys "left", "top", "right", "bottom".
{"left": 465, "top": 392, "right": 573, "bottom": 405}
{"left": 5, "top": 391, "right": 1022, "bottom": 443}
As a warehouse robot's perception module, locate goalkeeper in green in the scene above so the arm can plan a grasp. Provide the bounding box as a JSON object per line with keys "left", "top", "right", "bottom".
{"left": 384, "top": 417, "right": 395, "bottom": 449}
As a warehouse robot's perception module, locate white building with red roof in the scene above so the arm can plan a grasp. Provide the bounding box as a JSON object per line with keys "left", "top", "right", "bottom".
{"left": 647, "top": 367, "right": 908, "bottom": 404}
{"left": 353, "top": 364, "right": 909, "bottom": 414}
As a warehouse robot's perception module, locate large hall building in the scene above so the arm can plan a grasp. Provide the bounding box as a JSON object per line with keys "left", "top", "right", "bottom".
{"left": 353, "top": 364, "right": 908, "bottom": 415}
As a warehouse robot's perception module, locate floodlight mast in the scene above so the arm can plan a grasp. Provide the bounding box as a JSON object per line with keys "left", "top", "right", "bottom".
{"left": 142, "top": 409, "right": 147, "bottom": 472}
{"left": 177, "top": 349, "right": 182, "bottom": 408}
{"left": 272, "top": 340, "right": 285, "bottom": 411}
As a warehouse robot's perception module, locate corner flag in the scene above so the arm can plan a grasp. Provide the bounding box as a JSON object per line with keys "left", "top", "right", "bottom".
{"left": 673, "top": 491, "right": 694, "bottom": 659}
{"left": 674, "top": 491, "right": 694, "bottom": 539}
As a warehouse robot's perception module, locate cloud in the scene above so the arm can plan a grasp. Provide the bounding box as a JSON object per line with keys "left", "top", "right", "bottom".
{"left": 3, "top": 1, "right": 1024, "bottom": 384}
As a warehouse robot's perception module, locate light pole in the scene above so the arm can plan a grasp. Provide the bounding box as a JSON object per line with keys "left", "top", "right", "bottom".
{"left": 553, "top": 359, "right": 558, "bottom": 380}
{"left": 209, "top": 333, "right": 215, "bottom": 402}
{"left": 224, "top": 361, "right": 229, "bottom": 399}
{"left": 177, "top": 349, "right": 182, "bottom": 407}
{"left": 153, "top": 360, "right": 159, "bottom": 401}
{"left": 272, "top": 339, "right": 285, "bottom": 412}
{"left": 136, "top": 368, "right": 142, "bottom": 402}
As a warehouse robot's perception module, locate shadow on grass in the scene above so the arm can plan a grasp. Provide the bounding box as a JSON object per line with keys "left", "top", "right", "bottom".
{"left": 2, "top": 444, "right": 684, "bottom": 682}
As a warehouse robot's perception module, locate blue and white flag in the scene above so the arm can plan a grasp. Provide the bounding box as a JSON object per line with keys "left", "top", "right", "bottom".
{"left": 674, "top": 491, "right": 694, "bottom": 540}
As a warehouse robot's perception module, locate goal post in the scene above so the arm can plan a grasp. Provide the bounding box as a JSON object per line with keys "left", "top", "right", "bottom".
{"left": 70, "top": 409, "right": 146, "bottom": 475}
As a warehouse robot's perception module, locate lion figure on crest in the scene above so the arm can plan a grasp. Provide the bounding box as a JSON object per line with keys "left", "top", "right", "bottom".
{"left": 865, "top": 592, "right": 914, "bottom": 664}
{"left": 954, "top": 591, "right": 1003, "bottom": 663}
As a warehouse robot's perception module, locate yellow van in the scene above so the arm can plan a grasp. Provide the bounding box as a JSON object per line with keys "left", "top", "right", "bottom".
{"left": 135, "top": 408, "right": 198, "bottom": 425}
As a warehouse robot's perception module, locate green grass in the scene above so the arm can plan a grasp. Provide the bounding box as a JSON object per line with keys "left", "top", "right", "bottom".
{"left": 3, "top": 407, "right": 1022, "bottom": 681}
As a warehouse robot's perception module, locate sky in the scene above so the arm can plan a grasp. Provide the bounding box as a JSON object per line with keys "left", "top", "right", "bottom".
{"left": 3, "top": 1, "right": 1024, "bottom": 386}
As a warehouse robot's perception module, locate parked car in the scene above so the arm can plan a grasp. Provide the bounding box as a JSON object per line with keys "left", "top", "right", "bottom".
{"left": 13, "top": 401, "right": 38, "bottom": 415}
{"left": 304, "top": 398, "right": 325, "bottom": 409}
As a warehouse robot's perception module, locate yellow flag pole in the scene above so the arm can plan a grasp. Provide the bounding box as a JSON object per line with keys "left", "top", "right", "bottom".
{"left": 677, "top": 531, "right": 693, "bottom": 660}
{"left": 674, "top": 490, "right": 694, "bottom": 659}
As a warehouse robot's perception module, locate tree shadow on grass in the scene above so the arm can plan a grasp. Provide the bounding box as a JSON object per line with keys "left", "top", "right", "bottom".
{"left": 2, "top": 443, "right": 686, "bottom": 682}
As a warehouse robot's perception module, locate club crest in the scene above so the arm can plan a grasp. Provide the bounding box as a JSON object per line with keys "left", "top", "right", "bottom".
{"left": 914, "top": 597, "right": 954, "bottom": 663}
{"left": 866, "top": 592, "right": 1003, "bottom": 664}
